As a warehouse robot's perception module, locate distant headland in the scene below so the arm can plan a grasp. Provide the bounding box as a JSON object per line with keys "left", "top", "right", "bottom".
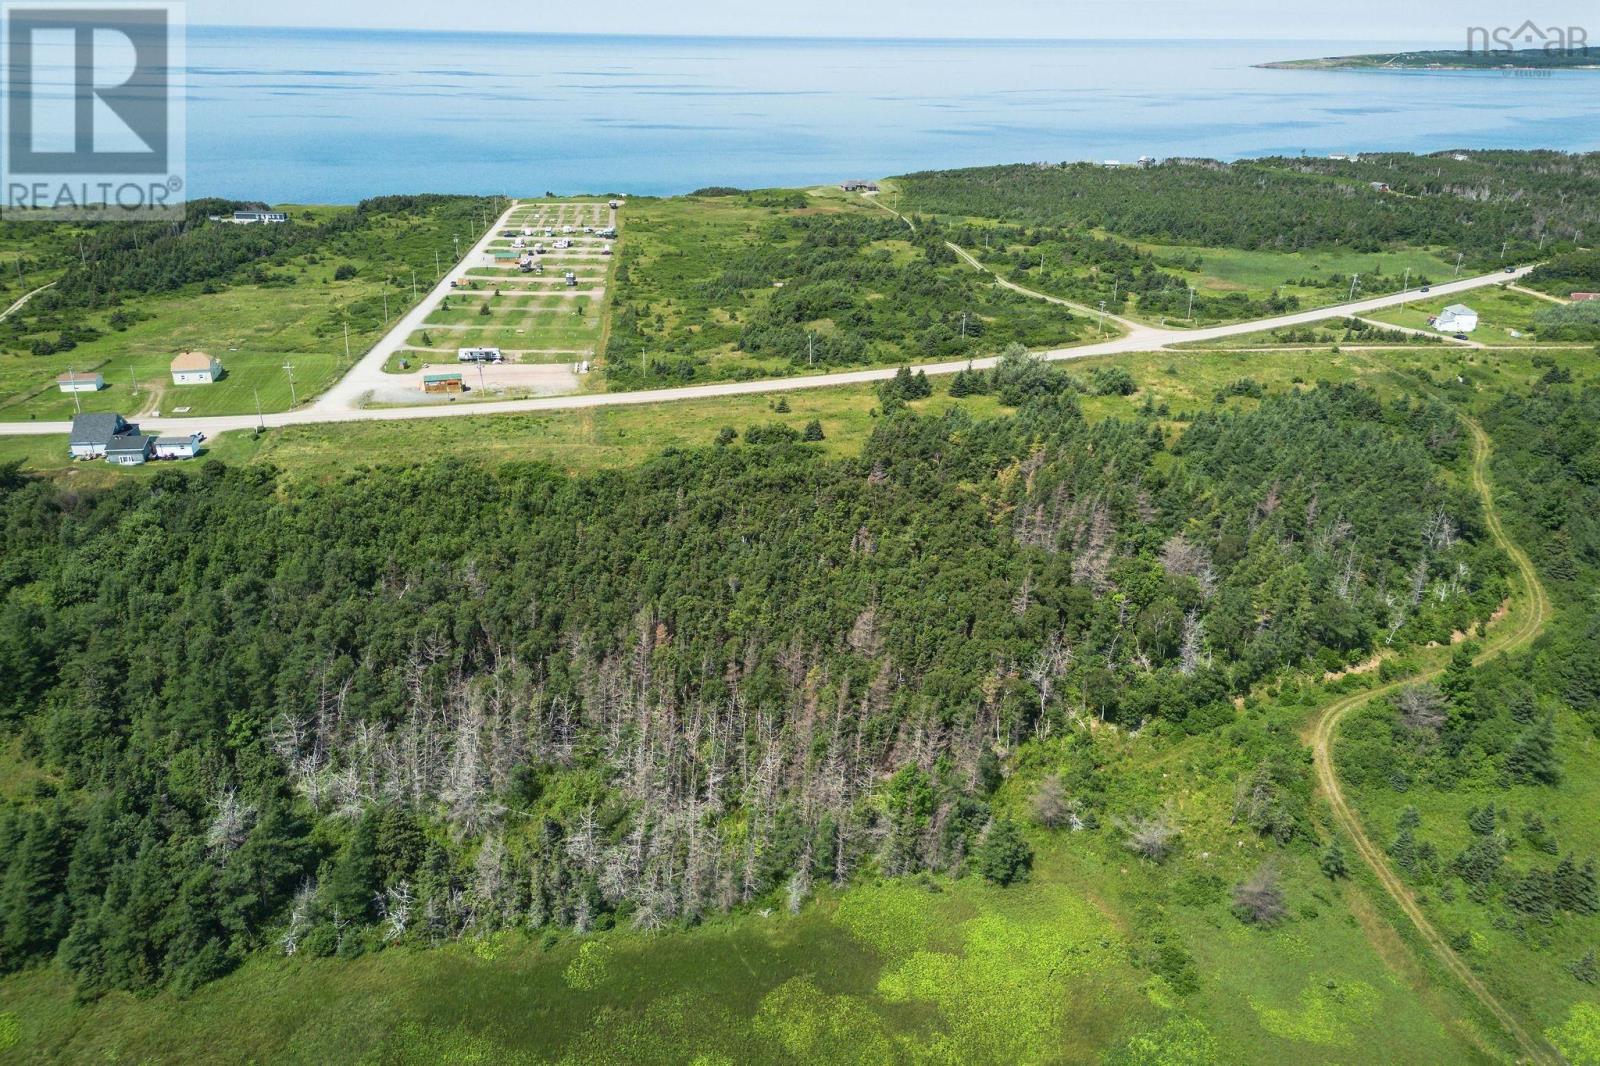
{"left": 1260, "top": 48, "right": 1600, "bottom": 71}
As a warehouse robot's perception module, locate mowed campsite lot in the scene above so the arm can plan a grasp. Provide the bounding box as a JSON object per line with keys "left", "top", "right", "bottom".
{"left": 388, "top": 199, "right": 616, "bottom": 383}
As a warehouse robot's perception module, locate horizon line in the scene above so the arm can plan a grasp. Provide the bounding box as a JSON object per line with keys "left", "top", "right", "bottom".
{"left": 186, "top": 25, "right": 1457, "bottom": 47}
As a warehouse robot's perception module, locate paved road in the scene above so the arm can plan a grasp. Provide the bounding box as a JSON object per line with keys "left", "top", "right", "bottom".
{"left": 0, "top": 265, "right": 1535, "bottom": 440}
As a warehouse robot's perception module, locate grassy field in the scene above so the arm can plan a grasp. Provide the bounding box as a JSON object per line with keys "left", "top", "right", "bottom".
{"left": 602, "top": 188, "right": 1087, "bottom": 388}
{"left": 1363, "top": 286, "right": 1553, "bottom": 345}
{"left": 0, "top": 198, "right": 497, "bottom": 420}
{"left": 5, "top": 345, "right": 1593, "bottom": 486}
{"left": 1132, "top": 240, "right": 1454, "bottom": 303}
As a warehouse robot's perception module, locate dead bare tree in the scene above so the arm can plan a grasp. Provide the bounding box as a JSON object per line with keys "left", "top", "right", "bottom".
{"left": 1160, "top": 534, "right": 1217, "bottom": 597}
{"left": 1116, "top": 807, "right": 1181, "bottom": 863}
{"left": 1396, "top": 684, "right": 1447, "bottom": 735}
{"left": 1029, "top": 774, "right": 1070, "bottom": 829}
{"left": 1232, "top": 864, "right": 1287, "bottom": 926}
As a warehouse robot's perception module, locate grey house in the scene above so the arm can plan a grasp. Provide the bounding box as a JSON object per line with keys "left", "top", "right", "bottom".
{"left": 105, "top": 435, "right": 154, "bottom": 466}
{"left": 68, "top": 412, "right": 134, "bottom": 460}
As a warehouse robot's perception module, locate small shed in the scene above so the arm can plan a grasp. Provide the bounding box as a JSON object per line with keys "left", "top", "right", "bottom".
{"left": 105, "top": 434, "right": 154, "bottom": 466}
{"left": 154, "top": 434, "right": 202, "bottom": 460}
{"left": 57, "top": 371, "right": 105, "bottom": 393}
{"left": 171, "top": 351, "right": 221, "bottom": 385}
{"left": 1571, "top": 292, "right": 1600, "bottom": 302}
{"left": 423, "top": 372, "right": 464, "bottom": 394}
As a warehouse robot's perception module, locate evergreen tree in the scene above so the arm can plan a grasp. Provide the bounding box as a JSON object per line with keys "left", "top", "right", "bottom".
{"left": 1505, "top": 715, "right": 1561, "bottom": 785}
{"left": 1320, "top": 839, "right": 1348, "bottom": 880}
{"left": 974, "top": 818, "right": 1033, "bottom": 886}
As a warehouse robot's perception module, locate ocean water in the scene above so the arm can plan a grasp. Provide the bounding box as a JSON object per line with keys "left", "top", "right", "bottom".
{"left": 182, "top": 28, "right": 1600, "bottom": 202}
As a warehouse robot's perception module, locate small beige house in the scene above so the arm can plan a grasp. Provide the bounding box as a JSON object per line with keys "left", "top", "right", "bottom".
{"left": 171, "top": 351, "right": 221, "bottom": 385}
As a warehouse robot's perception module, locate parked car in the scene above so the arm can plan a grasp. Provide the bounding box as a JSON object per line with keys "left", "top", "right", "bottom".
{"left": 1420, "top": 285, "right": 1430, "bottom": 293}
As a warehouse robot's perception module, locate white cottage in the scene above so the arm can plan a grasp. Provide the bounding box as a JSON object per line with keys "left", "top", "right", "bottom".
{"left": 1432, "top": 304, "right": 1479, "bottom": 333}
{"left": 171, "top": 351, "right": 221, "bottom": 385}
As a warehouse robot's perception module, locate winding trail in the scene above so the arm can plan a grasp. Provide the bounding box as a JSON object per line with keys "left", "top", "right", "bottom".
{"left": 0, "top": 282, "right": 55, "bottom": 324}
{"left": 1306, "top": 377, "right": 1556, "bottom": 1064}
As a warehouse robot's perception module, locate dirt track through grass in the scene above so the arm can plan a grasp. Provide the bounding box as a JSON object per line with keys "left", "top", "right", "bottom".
{"left": 1307, "top": 365, "right": 1556, "bottom": 1064}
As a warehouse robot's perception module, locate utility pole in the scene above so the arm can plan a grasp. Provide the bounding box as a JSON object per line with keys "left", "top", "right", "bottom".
{"left": 1500, "top": 239, "right": 1509, "bottom": 261}
{"left": 383, "top": 279, "right": 390, "bottom": 324}
{"left": 807, "top": 332, "right": 814, "bottom": 367}
{"left": 67, "top": 367, "right": 81, "bottom": 413}
{"left": 960, "top": 311, "right": 967, "bottom": 339}
{"left": 1186, "top": 286, "right": 1195, "bottom": 321}
{"left": 254, "top": 386, "right": 264, "bottom": 432}
{"left": 436, "top": 250, "right": 441, "bottom": 281}
{"left": 1098, "top": 300, "right": 1107, "bottom": 337}
{"left": 1454, "top": 252, "right": 1464, "bottom": 277}
{"left": 1348, "top": 274, "right": 1360, "bottom": 302}
{"left": 282, "top": 360, "right": 297, "bottom": 407}
{"left": 129, "top": 367, "right": 138, "bottom": 395}
{"left": 411, "top": 268, "right": 418, "bottom": 302}
{"left": 343, "top": 321, "right": 351, "bottom": 363}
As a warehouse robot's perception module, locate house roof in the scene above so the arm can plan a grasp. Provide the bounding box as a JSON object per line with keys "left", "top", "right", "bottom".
{"left": 1442, "top": 304, "right": 1475, "bottom": 316}
{"left": 105, "top": 434, "right": 153, "bottom": 454}
{"left": 155, "top": 435, "right": 199, "bottom": 446}
{"left": 171, "top": 351, "right": 217, "bottom": 371}
{"left": 56, "top": 371, "right": 101, "bottom": 384}
{"left": 68, "top": 412, "right": 126, "bottom": 446}
{"left": 423, "top": 372, "right": 463, "bottom": 382}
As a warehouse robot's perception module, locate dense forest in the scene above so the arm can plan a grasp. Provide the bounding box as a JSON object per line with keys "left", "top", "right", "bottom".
{"left": 0, "top": 373, "right": 1504, "bottom": 997}
{"left": 894, "top": 151, "right": 1600, "bottom": 259}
